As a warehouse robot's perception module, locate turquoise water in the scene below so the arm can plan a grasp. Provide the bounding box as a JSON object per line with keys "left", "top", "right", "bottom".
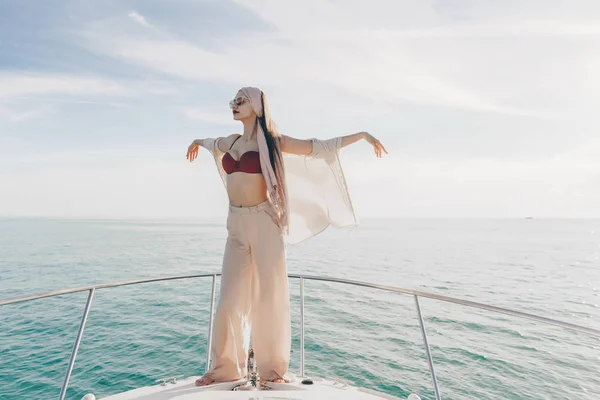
{"left": 1, "top": 218, "right": 599, "bottom": 399}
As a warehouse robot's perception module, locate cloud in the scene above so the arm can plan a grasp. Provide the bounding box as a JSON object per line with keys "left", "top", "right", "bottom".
{"left": 82, "top": 35, "right": 235, "bottom": 82}
{"left": 82, "top": 31, "right": 516, "bottom": 116}
{"left": 77, "top": 0, "right": 600, "bottom": 120}
{"left": 0, "top": 72, "right": 184, "bottom": 100}
{"left": 0, "top": 103, "right": 54, "bottom": 123}
{"left": 8, "top": 105, "right": 55, "bottom": 122}
{"left": 181, "top": 107, "right": 237, "bottom": 125}
{"left": 3, "top": 145, "right": 598, "bottom": 219}
{"left": 372, "top": 21, "right": 600, "bottom": 38}
{"left": 0, "top": 136, "right": 27, "bottom": 146}
{"left": 552, "top": 138, "right": 600, "bottom": 166}
{"left": 0, "top": 72, "right": 185, "bottom": 119}
{"left": 343, "top": 148, "right": 600, "bottom": 218}
{"left": 128, "top": 11, "right": 152, "bottom": 28}
{"left": 3, "top": 0, "right": 600, "bottom": 218}
{"left": 0, "top": 159, "right": 229, "bottom": 219}
{"left": 0, "top": 73, "right": 128, "bottom": 98}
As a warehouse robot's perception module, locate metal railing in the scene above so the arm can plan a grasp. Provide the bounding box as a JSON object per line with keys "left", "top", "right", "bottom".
{"left": 2, "top": 273, "right": 600, "bottom": 400}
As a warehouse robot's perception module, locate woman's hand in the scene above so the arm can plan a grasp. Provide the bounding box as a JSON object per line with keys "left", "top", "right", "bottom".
{"left": 186, "top": 139, "right": 201, "bottom": 162}
{"left": 362, "top": 132, "right": 388, "bottom": 158}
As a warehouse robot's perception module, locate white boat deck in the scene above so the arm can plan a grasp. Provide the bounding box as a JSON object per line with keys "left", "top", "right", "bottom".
{"left": 96, "top": 375, "right": 414, "bottom": 400}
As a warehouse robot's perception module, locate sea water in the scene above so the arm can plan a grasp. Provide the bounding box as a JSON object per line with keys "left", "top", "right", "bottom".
{"left": 1, "top": 218, "right": 599, "bottom": 399}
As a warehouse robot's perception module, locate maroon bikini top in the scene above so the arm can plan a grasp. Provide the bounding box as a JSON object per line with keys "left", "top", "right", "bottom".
{"left": 222, "top": 136, "right": 262, "bottom": 174}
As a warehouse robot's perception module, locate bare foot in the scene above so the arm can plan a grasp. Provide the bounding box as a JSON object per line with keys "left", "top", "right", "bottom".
{"left": 260, "top": 377, "right": 290, "bottom": 383}
{"left": 195, "top": 375, "right": 214, "bottom": 386}
{"left": 195, "top": 375, "right": 242, "bottom": 387}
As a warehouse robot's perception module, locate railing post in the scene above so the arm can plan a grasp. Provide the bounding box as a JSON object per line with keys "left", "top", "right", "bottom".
{"left": 59, "top": 288, "right": 95, "bottom": 400}
{"left": 206, "top": 274, "right": 217, "bottom": 372}
{"left": 300, "top": 277, "right": 305, "bottom": 377}
{"left": 414, "top": 295, "right": 441, "bottom": 400}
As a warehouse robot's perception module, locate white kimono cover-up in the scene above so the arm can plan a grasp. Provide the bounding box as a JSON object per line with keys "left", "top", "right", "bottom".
{"left": 203, "top": 136, "right": 358, "bottom": 245}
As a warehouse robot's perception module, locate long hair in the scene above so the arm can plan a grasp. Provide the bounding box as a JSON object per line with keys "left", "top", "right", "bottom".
{"left": 256, "top": 91, "right": 288, "bottom": 229}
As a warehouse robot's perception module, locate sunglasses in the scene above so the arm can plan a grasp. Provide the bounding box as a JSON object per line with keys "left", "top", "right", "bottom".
{"left": 229, "top": 97, "right": 250, "bottom": 109}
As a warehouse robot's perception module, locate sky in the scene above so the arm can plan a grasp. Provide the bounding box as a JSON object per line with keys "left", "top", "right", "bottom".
{"left": 1, "top": 0, "right": 600, "bottom": 219}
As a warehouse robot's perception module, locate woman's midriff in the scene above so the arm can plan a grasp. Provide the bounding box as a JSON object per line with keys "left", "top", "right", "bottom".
{"left": 226, "top": 173, "right": 269, "bottom": 207}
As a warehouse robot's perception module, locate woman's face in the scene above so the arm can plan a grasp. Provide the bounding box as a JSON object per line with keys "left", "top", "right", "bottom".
{"left": 230, "top": 90, "right": 255, "bottom": 121}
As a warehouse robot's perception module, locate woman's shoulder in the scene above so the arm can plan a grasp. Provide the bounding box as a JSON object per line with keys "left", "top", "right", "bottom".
{"left": 216, "top": 133, "right": 242, "bottom": 152}
{"left": 224, "top": 133, "right": 242, "bottom": 145}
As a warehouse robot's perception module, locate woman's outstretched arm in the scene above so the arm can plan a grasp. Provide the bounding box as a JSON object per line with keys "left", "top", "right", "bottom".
{"left": 186, "top": 134, "right": 240, "bottom": 162}
{"left": 280, "top": 132, "right": 388, "bottom": 158}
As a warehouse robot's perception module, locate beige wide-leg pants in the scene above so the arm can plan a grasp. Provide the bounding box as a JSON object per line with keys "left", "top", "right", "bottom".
{"left": 204, "top": 200, "right": 291, "bottom": 382}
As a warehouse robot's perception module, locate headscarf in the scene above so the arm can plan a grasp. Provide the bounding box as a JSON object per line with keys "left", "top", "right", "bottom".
{"left": 239, "top": 87, "right": 289, "bottom": 233}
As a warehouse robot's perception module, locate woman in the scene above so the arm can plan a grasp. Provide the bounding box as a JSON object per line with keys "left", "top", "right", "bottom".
{"left": 186, "top": 87, "right": 387, "bottom": 386}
